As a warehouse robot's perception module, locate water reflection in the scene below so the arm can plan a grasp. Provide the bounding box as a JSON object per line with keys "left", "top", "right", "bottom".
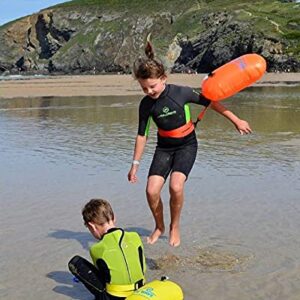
{"left": 0, "top": 95, "right": 147, "bottom": 170}
{"left": 0, "top": 87, "right": 299, "bottom": 176}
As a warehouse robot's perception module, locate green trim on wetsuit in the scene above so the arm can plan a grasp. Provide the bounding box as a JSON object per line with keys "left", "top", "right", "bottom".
{"left": 184, "top": 104, "right": 191, "bottom": 123}
{"left": 145, "top": 116, "right": 152, "bottom": 137}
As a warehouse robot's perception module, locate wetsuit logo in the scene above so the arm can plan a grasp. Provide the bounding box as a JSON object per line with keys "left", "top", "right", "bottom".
{"left": 158, "top": 106, "right": 176, "bottom": 119}
{"left": 162, "top": 106, "right": 169, "bottom": 114}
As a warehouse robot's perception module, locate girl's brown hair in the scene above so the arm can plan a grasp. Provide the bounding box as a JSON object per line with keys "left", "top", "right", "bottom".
{"left": 133, "top": 34, "right": 166, "bottom": 80}
{"left": 82, "top": 199, "right": 114, "bottom": 226}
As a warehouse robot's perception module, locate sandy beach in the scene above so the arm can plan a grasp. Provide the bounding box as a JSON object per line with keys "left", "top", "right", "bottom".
{"left": 0, "top": 73, "right": 300, "bottom": 99}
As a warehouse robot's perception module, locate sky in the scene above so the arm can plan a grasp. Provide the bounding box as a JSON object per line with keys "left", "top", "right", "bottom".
{"left": 0, "top": 0, "right": 70, "bottom": 25}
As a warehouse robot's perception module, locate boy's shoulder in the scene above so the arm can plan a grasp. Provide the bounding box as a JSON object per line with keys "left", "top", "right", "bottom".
{"left": 90, "top": 229, "right": 143, "bottom": 252}
{"left": 95, "top": 228, "right": 142, "bottom": 243}
{"left": 124, "top": 230, "right": 142, "bottom": 240}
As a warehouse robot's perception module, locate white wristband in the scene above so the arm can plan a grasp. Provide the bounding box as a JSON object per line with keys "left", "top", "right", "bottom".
{"left": 132, "top": 160, "right": 140, "bottom": 166}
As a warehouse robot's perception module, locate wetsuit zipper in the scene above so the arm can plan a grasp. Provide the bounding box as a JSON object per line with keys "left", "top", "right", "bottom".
{"left": 118, "top": 229, "right": 132, "bottom": 283}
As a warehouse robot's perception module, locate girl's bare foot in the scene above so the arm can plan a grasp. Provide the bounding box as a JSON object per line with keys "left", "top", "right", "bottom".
{"left": 147, "top": 227, "right": 164, "bottom": 244}
{"left": 169, "top": 226, "right": 180, "bottom": 247}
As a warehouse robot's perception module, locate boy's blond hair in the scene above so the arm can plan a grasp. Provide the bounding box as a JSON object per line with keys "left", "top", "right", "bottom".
{"left": 82, "top": 199, "right": 114, "bottom": 226}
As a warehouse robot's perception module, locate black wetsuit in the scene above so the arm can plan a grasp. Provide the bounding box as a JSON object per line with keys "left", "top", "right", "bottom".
{"left": 138, "top": 84, "right": 211, "bottom": 179}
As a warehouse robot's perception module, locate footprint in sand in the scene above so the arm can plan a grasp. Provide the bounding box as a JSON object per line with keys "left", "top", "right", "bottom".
{"left": 147, "top": 245, "right": 253, "bottom": 273}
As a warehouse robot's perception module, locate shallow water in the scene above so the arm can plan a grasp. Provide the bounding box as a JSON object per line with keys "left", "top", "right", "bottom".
{"left": 1, "top": 86, "right": 300, "bottom": 300}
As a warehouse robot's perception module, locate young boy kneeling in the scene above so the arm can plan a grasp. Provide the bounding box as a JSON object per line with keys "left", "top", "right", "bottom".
{"left": 68, "top": 199, "right": 146, "bottom": 300}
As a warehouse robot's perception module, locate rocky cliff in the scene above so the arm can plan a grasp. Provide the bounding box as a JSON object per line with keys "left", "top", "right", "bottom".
{"left": 0, "top": 0, "right": 299, "bottom": 75}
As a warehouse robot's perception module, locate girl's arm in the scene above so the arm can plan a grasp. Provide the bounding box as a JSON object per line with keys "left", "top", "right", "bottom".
{"left": 127, "top": 135, "right": 147, "bottom": 183}
{"left": 210, "top": 101, "right": 252, "bottom": 135}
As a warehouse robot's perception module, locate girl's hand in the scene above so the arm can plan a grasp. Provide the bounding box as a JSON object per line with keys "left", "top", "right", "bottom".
{"left": 235, "top": 119, "right": 252, "bottom": 135}
{"left": 128, "top": 165, "right": 139, "bottom": 183}
{"left": 209, "top": 102, "right": 252, "bottom": 135}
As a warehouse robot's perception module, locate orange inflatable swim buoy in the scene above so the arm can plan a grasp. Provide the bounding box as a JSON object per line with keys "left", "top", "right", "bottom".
{"left": 201, "top": 54, "right": 267, "bottom": 101}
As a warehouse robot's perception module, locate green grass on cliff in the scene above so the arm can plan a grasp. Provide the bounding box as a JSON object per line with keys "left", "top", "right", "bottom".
{"left": 50, "top": 0, "right": 299, "bottom": 41}
{"left": 50, "top": 0, "right": 195, "bottom": 14}
{"left": 2, "top": 0, "right": 299, "bottom": 36}
{"left": 1, "top": 0, "right": 298, "bottom": 57}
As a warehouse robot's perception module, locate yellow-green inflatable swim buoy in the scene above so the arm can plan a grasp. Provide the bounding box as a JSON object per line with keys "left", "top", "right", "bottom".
{"left": 126, "top": 277, "right": 183, "bottom": 300}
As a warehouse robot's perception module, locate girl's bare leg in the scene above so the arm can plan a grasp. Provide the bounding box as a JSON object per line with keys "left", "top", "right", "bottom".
{"left": 169, "top": 172, "right": 186, "bottom": 247}
{"left": 146, "top": 175, "right": 165, "bottom": 244}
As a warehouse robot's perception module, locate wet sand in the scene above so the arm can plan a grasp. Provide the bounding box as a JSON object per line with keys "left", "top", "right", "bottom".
{"left": 0, "top": 73, "right": 299, "bottom": 99}
{"left": 1, "top": 76, "right": 300, "bottom": 300}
